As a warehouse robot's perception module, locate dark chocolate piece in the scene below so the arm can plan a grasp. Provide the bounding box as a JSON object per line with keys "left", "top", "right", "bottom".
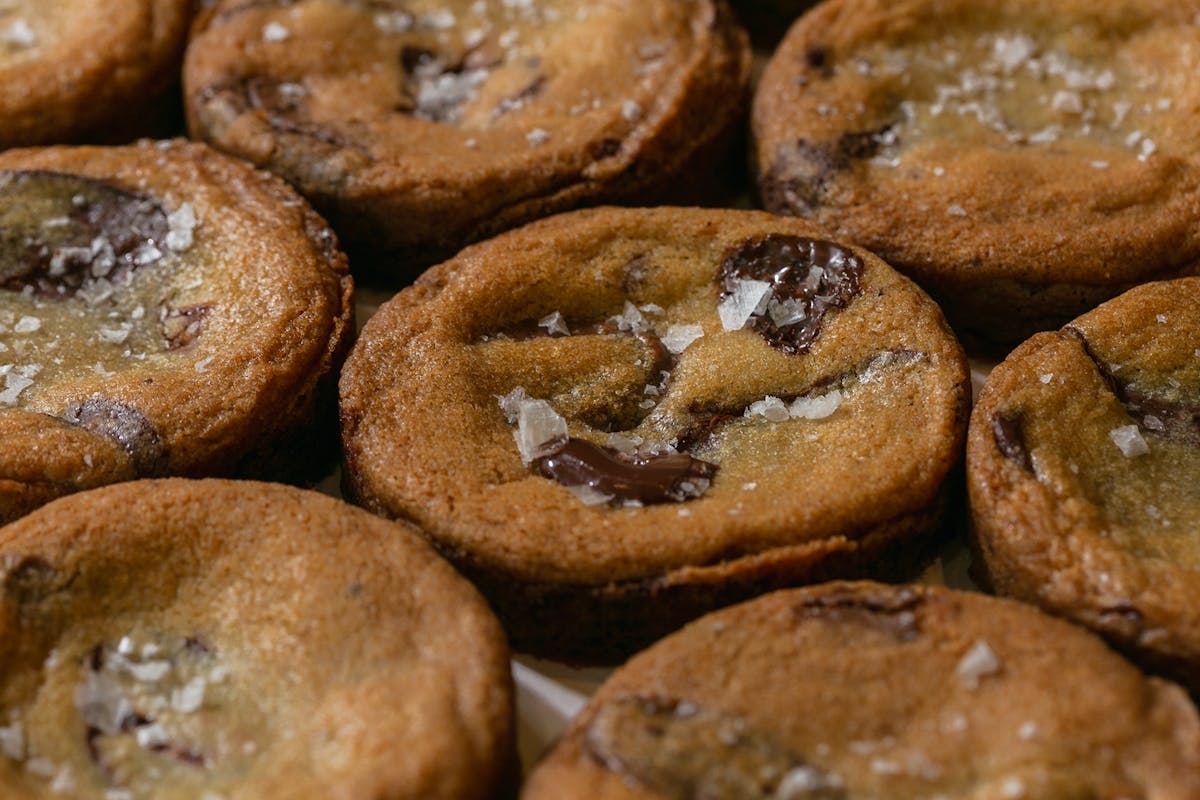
{"left": 538, "top": 438, "right": 717, "bottom": 504}
{"left": 584, "top": 696, "right": 844, "bottom": 800}
{"left": 0, "top": 171, "right": 168, "bottom": 299}
{"left": 1064, "top": 327, "right": 1200, "bottom": 447}
{"left": 991, "top": 412, "right": 1033, "bottom": 472}
{"left": 64, "top": 398, "right": 167, "bottom": 477}
{"left": 161, "top": 304, "right": 212, "bottom": 350}
{"left": 761, "top": 127, "right": 893, "bottom": 215}
{"left": 719, "top": 234, "right": 863, "bottom": 355}
{"left": 793, "top": 584, "right": 923, "bottom": 642}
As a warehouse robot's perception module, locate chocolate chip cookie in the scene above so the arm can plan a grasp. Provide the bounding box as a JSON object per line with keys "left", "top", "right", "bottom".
{"left": 523, "top": 582, "right": 1200, "bottom": 798}
{"left": 969, "top": 278, "right": 1200, "bottom": 694}
{"left": 0, "top": 0, "right": 191, "bottom": 147}
{"left": 341, "top": 206, "right": 970, "bottom": 662}
{"left": 0, "top": 479, "right": 514, "bottom": 799}
{"left": 753, "top": 0, "right": 1200, "bottom": 345}
{"left": 0, "top": 141, "right": 353, "bottom": 523}
{"left": 184, "top": 0, "right": 750, "bottom": 274}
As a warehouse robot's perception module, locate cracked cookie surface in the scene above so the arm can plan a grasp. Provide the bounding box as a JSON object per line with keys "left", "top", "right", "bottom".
{"left": 340, "top": 206, "right": 969, "bottom": 661}
{"left": 0, "top": 141, "right": 353, "bottom": 523}
{"left": 0, "top": 479, "right": 514, "bottom": 800}
{"left": 523, "top": 582, "right": 1200, "bottom": 799}
{"left": 753, "top": 0, "right": 1200, "bottom": 344}
{"left": 969, "top": 278, "right": 1200, "bottom": 693}
{"left": 184, "top": 0, "right": 750, "bottom": 272}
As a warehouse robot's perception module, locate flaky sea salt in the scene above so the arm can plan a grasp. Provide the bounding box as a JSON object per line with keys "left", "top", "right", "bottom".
{"left": 608, "top": 301, "right": 648, "bottom": 334}
{"left": 262, "top": 22, "right": 290, "bottom": 42}
{"left": 0, "top": 721, "right": 24, "bottom": 760}
{"left": 778, "top": 766, "right": 842, "bottom": 798}
{"left": 1001, "top": 778, "right": 1026, "bottom": 799}
{"left": 0, "top": 18, "right": 36, "bottom": 48}
{"left": 946, "top": 204, "right": 968, "bottom": 217}
{"left": 127, "top": 660, "right": 170, "bottom": 682}
{"left": 621, "top": 100, "right": 643, "bottom": 122}
{"left": 13, "top": 316, "right": 40, "bottom": 333}
{"left": 566, "top": 484, "right": 613, "bottom": 506}
{"left": 537, "top": 311, "right": 569, "bottom": 336}
{"left": 171, "top": 676, "right": 206, "bottom": 714}
{"left": 373, "top": 11, "right": 413, "bottom": 33}
{"left": 1110, "top": 425, "right": 1149, "bottom": 457}
{"left": 745, "top": 396, "right": 790, "bottom": 423}
{"left": 135, "top": 722, "right": 170, "bottom": 750}
{"left": 1039, "top": 373, "right": 1053, "bottom": 384}
{"left": 526, "top": 128, "right": 550, "bottom": 146}
{"left": 1018, "top": 720, "right": 1039, "bottom": 740}
{"left": 496, "top": 387, "right": 529, "bottom": 423}
{"left": 790, "top": 389, "right": 843, "bottom": 419}
{"left": 512, "top": 397, "right": 567, "bottom": 463}
{"left": 194, "top": 356, "right": 214, "bottom": 373}
{"left": 0, "top": 371, "right": 34, "bottom": 405}
{"left": 166, "top": 203, "right": 197, "bottom": 252}
{"left": 957, "top": 640, "right": 1001, "bottom": 689}
{"left": 661, "top": 324, "right": 704, "bottom": 354}
{"left": 718, "top": 279, "right": 771, "bottom": 331}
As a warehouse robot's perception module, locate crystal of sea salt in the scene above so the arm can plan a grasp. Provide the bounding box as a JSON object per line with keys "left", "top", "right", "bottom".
{"left": 661, "top": 324, "right": 704, "bottom": 354}
{"left": 717, "top": 279, "right": 771, "bottom": 331}
{"left": 789, "top": 389, "right": 843, "bottom": 419}
{"left": 957, "top": 640, "right": 1002, "bottom": 689}
{"left": 1109, "top": 425, "right": 1149, "bottom": 457}
{"left": 512, "top": 397, "right": 567, "bottom": 462}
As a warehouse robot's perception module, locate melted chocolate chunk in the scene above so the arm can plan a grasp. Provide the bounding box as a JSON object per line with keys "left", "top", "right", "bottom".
{"left": 762, "top": 127, "right": 893, "bottom": 215}
{"left": 64, "top": 398, "right": 167, "bottom": 477}
{"left": 720, "top": 234, "right": 863, "bottom": 355}
{"left": 1065, "top": 327, "right": 1200, "bottom": 448}
{"left": 584, "top": 696, "right": 844, "bottom": 800}
{"left": 0, "top": 171, "right": 169, "bottom": 299}
{"left": 991, "top": 411, "right": 1032, "bottom": 471}
{"left": 538, "top": 439, "right": 717, "bottom": 504}
{"left": 1, "top": 555, "right": 76, "bottom": 604}
{"left": 162, "top": 304, "right": 212, "bottom": 350}
{"left": 793, "top": 585, "right": 923, "bottom": 642}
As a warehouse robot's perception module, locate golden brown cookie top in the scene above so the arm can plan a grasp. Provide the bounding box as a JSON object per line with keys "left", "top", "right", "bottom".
{"left": 0, "top": 479, "right": 514, "bottom": 799}
{"left": 523, "top": 582, "right": 1200, "bottom": 799}
{"left": 754, "top": 0, "right": 1200, "bottom": 288}
{"left": 0, "top": 0, "right": 190, "bottom": 146}
{"left": 341, "top": 206, "right": 968, "bottom": 586}
{"left": 185, "top": 0, "right": 749, "bottom": 260}
{"left": 969, "top": 278, "right": 1200, "bottom": 691}
{"left": 0, "top": 141, "right": 352, "bottom": 519}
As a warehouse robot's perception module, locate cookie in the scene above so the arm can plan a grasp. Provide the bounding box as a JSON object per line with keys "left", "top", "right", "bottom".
{"left": 523, "top": 582, "right": 1200, "bottom": 798}
{"left": 0, "top": 141, "right": 353, "bottom": 523}
{"left": 753, "top": 0, "right": 1200, "bottom": 345}
{"left": 0, "top": 0, "right": 191, "bottom": 147}
{"left": 184, "top": 0, "right": 750, "bottom": 273}
{"left": 968, "top": 278, "right": 1200, "bottom": 694}
{"left": 340, "top": 206, "right": 970, "bottom": 662}
{"left": 0, "top": 479, "right": 514, "bottom": 799}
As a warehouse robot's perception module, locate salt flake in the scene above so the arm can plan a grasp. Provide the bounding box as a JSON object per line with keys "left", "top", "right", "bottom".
{"left": 1109, "top": 425, "right": 1149, "bottom": 457}
{"left": 661, "top": 324, "right": 704, "bottom": 354}
{"left": 717, "top": 279, "right": 771, "bottom": 331}
{"left": 957, "top": 640, "right": 1001, "bottom": 689}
